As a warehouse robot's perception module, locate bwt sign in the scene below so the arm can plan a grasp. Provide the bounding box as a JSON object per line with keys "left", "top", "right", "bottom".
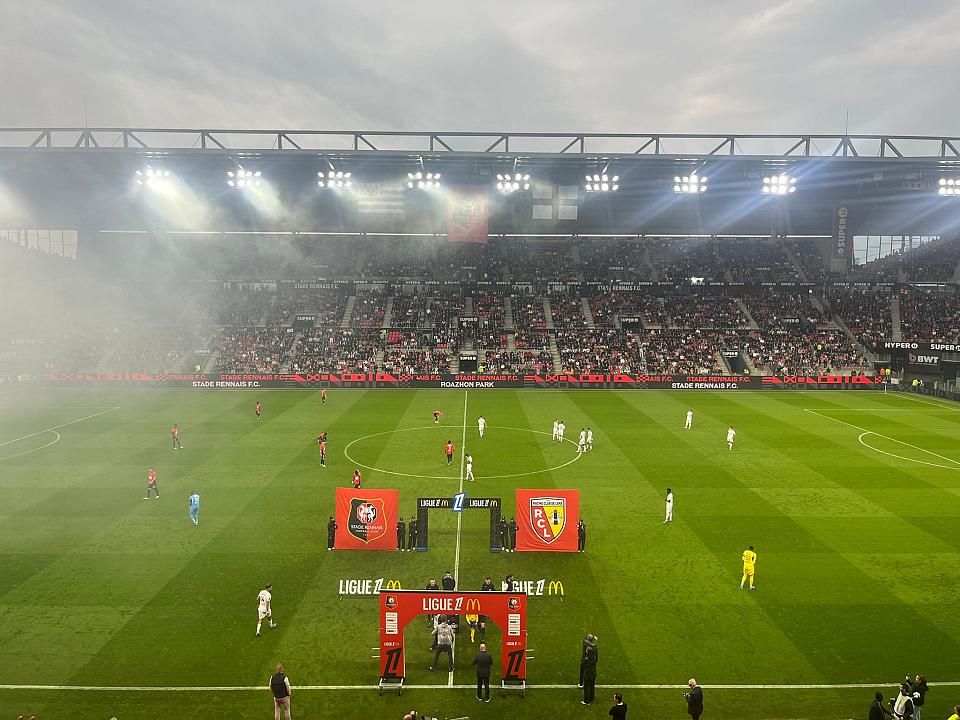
{"left": 379, "top": 591, "right": 527, "bottom": 684}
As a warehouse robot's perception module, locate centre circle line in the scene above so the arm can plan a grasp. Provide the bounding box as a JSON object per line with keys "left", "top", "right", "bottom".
{"left": 342, "top": 424, "right": 583, "bottom": 480}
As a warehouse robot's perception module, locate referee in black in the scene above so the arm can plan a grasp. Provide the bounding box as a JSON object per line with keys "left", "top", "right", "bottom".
{"left": 578, "top": 518, "right": 587, "bottom": 552}
{"left": 326, "top": 516, "right": 337, "bottom": 550}
{"left": 407, "top": 517, "right": 418, "bottom": 551}
{"left": 397, "top": 516, "right": 406, "bottom": 551}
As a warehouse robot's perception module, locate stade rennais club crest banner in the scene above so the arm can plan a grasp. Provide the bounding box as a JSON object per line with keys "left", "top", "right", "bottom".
{"left": 515, "top": 489, "right": 580, "bottom": 552}
{"left": 447, "top": 189, "right": 488, "bottom": 244}
{"left": 335, "top": 487, "right": 399, "bottom": 551}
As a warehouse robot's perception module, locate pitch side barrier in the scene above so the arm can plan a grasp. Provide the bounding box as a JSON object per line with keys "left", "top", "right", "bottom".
{"left": 39, "top": 372, "right": 885, "bottom": 390}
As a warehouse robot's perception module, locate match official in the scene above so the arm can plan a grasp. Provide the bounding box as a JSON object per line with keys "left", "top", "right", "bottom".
{"left": 472, "top": 642, "right": 493, "bottom": 702}
{"left": 326, "top": 516, "right": 337, "bottom": 550}
{"left": 684, "top": 678, "right": 703, "bottom": 720}
{"left": 408, "top": 517, "right": 418, "bottom": 552}
{"left": 578, "top": 518, "right": 586, "bottom": 552}
{"left": 397, "top": 517, "right": 406, "bottom": 551}
{"left": 578, "top": 634, "right": 597, "bottom": 687}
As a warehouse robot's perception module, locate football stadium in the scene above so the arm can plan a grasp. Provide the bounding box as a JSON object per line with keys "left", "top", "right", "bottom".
{"left": 2, "top": 125, "right": 960, "bottom": 720}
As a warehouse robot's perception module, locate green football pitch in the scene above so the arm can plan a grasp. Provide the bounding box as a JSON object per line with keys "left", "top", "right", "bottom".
{"left": 1, "top": 386, "right": 959, "bottom": 720}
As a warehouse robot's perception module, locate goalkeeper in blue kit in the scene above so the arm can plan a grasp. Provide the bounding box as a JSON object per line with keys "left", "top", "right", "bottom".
{"left": 189, "top": 491, "right": 200, "bottom": 526}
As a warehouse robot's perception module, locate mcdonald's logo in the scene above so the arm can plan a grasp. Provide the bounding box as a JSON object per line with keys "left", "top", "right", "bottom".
{"left": 465, "top": 598, "right": 482, "bottom": 614}
{"left": 548, "top": 580, "right": 565, "bottom": 597}
{"left": 385, "top": 580, "right": 402, "bottom": 590}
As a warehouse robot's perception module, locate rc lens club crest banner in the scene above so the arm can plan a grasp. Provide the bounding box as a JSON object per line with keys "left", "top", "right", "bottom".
{"left": 515, "top": 489, "right": 580, "bottom": 552}
{"left": 335, "top": 487, "right": 399, "bottom": 551}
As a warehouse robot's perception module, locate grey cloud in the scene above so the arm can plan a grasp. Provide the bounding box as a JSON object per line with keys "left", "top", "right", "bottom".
{"left": 0, "top": 0, "right": 958, "bottom": 135}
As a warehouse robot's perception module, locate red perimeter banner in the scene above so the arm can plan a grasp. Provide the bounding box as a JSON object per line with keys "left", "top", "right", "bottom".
{"left": 379, "top": 590, "right": 527, "bottom": 682}
{"left": 515, "top": 489, "right": 580, "bottom": 552}
{"left": 335, "top": 487, "right": 398, "bottom": 551}
{"left": 447, "top": 190, "right": 489, "bottom": 244}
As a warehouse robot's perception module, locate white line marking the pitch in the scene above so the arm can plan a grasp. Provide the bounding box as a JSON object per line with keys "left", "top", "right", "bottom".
{"left": 889, "top": 390, "right": 960, "bottom": 412}
{"left": 0, "top": 406, "right": 120, "bottom": 460}
{"left": 450, "top": 389, "right": 468, "bottom": 688}
{"left": 804, "top": 408, "right": 960, "bottom": 470}
{"left": 2, "top": 682, "right": 959, "bottom": 692}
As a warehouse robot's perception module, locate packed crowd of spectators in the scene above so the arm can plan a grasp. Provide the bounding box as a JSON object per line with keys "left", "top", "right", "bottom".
{"left": 216, "top": 327, "right": 295, "bottom": 373}
{"left": 787, "top": 240, "right": 829, "bottom": 282}
{"left": 391, "top": 292, "right": 429, "bottom": 328}
{"left": 590, "top": 292, "right": 668, "bottom": 328}
{"left": 350, "top": 290, "right": 387, "bottom": 328}
{"left": 648, "top": 239, "right": 723, "bottom": 283}
{"left": 511, "top": 295, "right": 548, "bottom": 329}
{"left": 266, "top": 289, "right": 348, "bottom": 326}
{"left": 663, "top": 296, "right": 748, "bottom": 328}
{"left": 503, "top": 241, "right": 578, "bottom": 281}
{"left": 578, "top": 240, "right": 649, "bottom": 281}
{"left": 482, "top": 349, "right": 554, "bottom": 374}
{"left": 721, "top": 241, "right": 801, "bottom": 283}
{"left": 744, "top": 291, "right": 825, "bottom": 330}
{"left": 549, "top": 292, "right": 586, "bottom": 327}
{"left": 555, "top": 328, "right": 636, "bottom": 373}
{"left": 830, "top": 292, "right": 892, "bottom": 349}
{"left": 513, "top": 329, "right": 551, "bottom": 349}
{"left": 290, "top": 328, "right": 379, "bottom": 373}
{"left": 474, "top": 293, "right": 506, "bottom": 328}
{"left": 635, "top": 330, "right": 726, "bottom": 374}
{"left": 901, "top": 238, "right": 960, "bottom": 281}
{"left": 900, "top": 294, "right": 960, "bottom": 341}
{"left": 742, "top": 329, "right": 866, "bottom": 374}
{"left": 381, "top": 349, "right": 450, "bottom": 374}
{"left": 425, "top": 294, "right": 463, "bottom": 327}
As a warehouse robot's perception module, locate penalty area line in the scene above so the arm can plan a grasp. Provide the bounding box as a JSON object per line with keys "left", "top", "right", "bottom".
{"left": 2, "top": 682, "right": 959, "bottom": 692}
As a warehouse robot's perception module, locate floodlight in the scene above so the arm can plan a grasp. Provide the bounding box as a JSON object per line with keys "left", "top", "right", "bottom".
{"left": 496, "top": 172, "right": 530, "bottom": 193}
{"left": 318, "top": 170, "right": 352, "bottom": 188}
{"left": 135, "top": 166, "right": 172, "bottom": 189}
{"left": 762, "top": 174, "right": 797, "bottom": 195}
{"left": 584, "top": 171, "right": 619, "bottom": 192}
{"left": 939, "top": 178, "right": 960, "bottom": 196}
{"left": 407, "top": 170, "right": 440, "bottom": 189}
{"left": 227, "top": 168, "right": 262, "bottom": 188}
{"left": 673, "top": 172, "right": 707, "bottom": 194}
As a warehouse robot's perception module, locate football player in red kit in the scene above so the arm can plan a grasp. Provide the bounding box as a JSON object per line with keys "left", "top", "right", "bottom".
{"left": 434, "top": 409, "right": 443, "bottom": 424}
{"left": 352, "top": 469, "right": 361, "bottom": 489}
{"left": 318, "top": 440, "right": 327, "bottom": 467}
{"left": 255, "top": 402, "right": 261, "bottom": 419}
{"left": 144, "top": 468, "right": 159, "bottom": 499}
{"left": 445, "top": 440, "right": 455, "bottom": 466}
{"left": 171, "top": 424, "right": 182, "bottom": 450}
{"left": 321, "top": 388, "right": 327, "bottom": 405}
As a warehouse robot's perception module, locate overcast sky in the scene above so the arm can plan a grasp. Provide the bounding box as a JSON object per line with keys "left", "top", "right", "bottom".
{"left": 1, "top": 0, "right": 957, "bottom": 137}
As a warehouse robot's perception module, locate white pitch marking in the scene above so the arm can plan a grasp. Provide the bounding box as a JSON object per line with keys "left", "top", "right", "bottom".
{"left": 1, "top": 681, "right": 959, "bottom": 692}
{"left": 0, "top": 431, "right": 61, "bottom": 461}
{"left": 858, "top": 432, "right": 960, "bottom": 471}
{"left": 889, "top": 391, "right": 960, "bottom": 412}
{"left": 0, "top": 406, "right": 119, "bottom": 458}
{"left": 804, "top": 408, "right": 960, "bottom": 469}
{"left": 343, "top": 425, "right": 582, "bottom": 480}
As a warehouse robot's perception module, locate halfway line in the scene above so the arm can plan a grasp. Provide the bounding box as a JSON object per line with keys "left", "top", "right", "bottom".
{"left": 0, "top": 406, "right": 120, "bottom": 448}
{"left": 2, "top": 681, "right": 959, "bottom": 692}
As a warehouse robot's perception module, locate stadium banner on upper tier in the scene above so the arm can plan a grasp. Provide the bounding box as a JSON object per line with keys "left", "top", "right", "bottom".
{"left": 833, "top": 206, "right": 851, "bottom": 268}
{"left": 334, "top": 488, "right": 399, "bottom": 551}
{"left": 379, "top": 590, "right": 527, "bottom": 683}
{"left": 515, "top": 489, "right": 580, "bottom": 552}
{"left": 38, "top": 372, "right": 885, "bottom": 390}
{"left": 447, "top": 189, "right": 488, "bottom": 244}
{"left": 877, "top": 340, "right": 960, "bottom": 353}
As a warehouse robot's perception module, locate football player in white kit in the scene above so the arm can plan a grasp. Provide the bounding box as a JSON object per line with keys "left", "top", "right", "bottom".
{"left": 478, "top": 415, "right": 486, "bottom": 438}
{"left": 465, "top": 453, "right": 475, "bottom": 481}
{"left": 256, "top": 583, "right": 277, "bottom": 637}
{"left": 727, "top": 426, "right": 736, "bottom": 450}
{"left": 684, "top": 409, "right": 693, "bottom": 430}
{"left": 664, "top": 488, "right": 674, "bottom": 523}
{"left": 577, "top": 428, "right": 587, "bottom": 454}
{"left": 557, "top": 420, "right": 566, "bottom": 443}
{"left": 552, "top": 419, "right": 560, "bottom": 441}
{"left": 586, "top": 428, "right": 593, "bottom": 451}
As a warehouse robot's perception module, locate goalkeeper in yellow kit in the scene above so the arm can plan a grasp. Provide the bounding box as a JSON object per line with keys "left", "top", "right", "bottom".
{"left": 740, "top": 545, "right": 757, "bottom": 590}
